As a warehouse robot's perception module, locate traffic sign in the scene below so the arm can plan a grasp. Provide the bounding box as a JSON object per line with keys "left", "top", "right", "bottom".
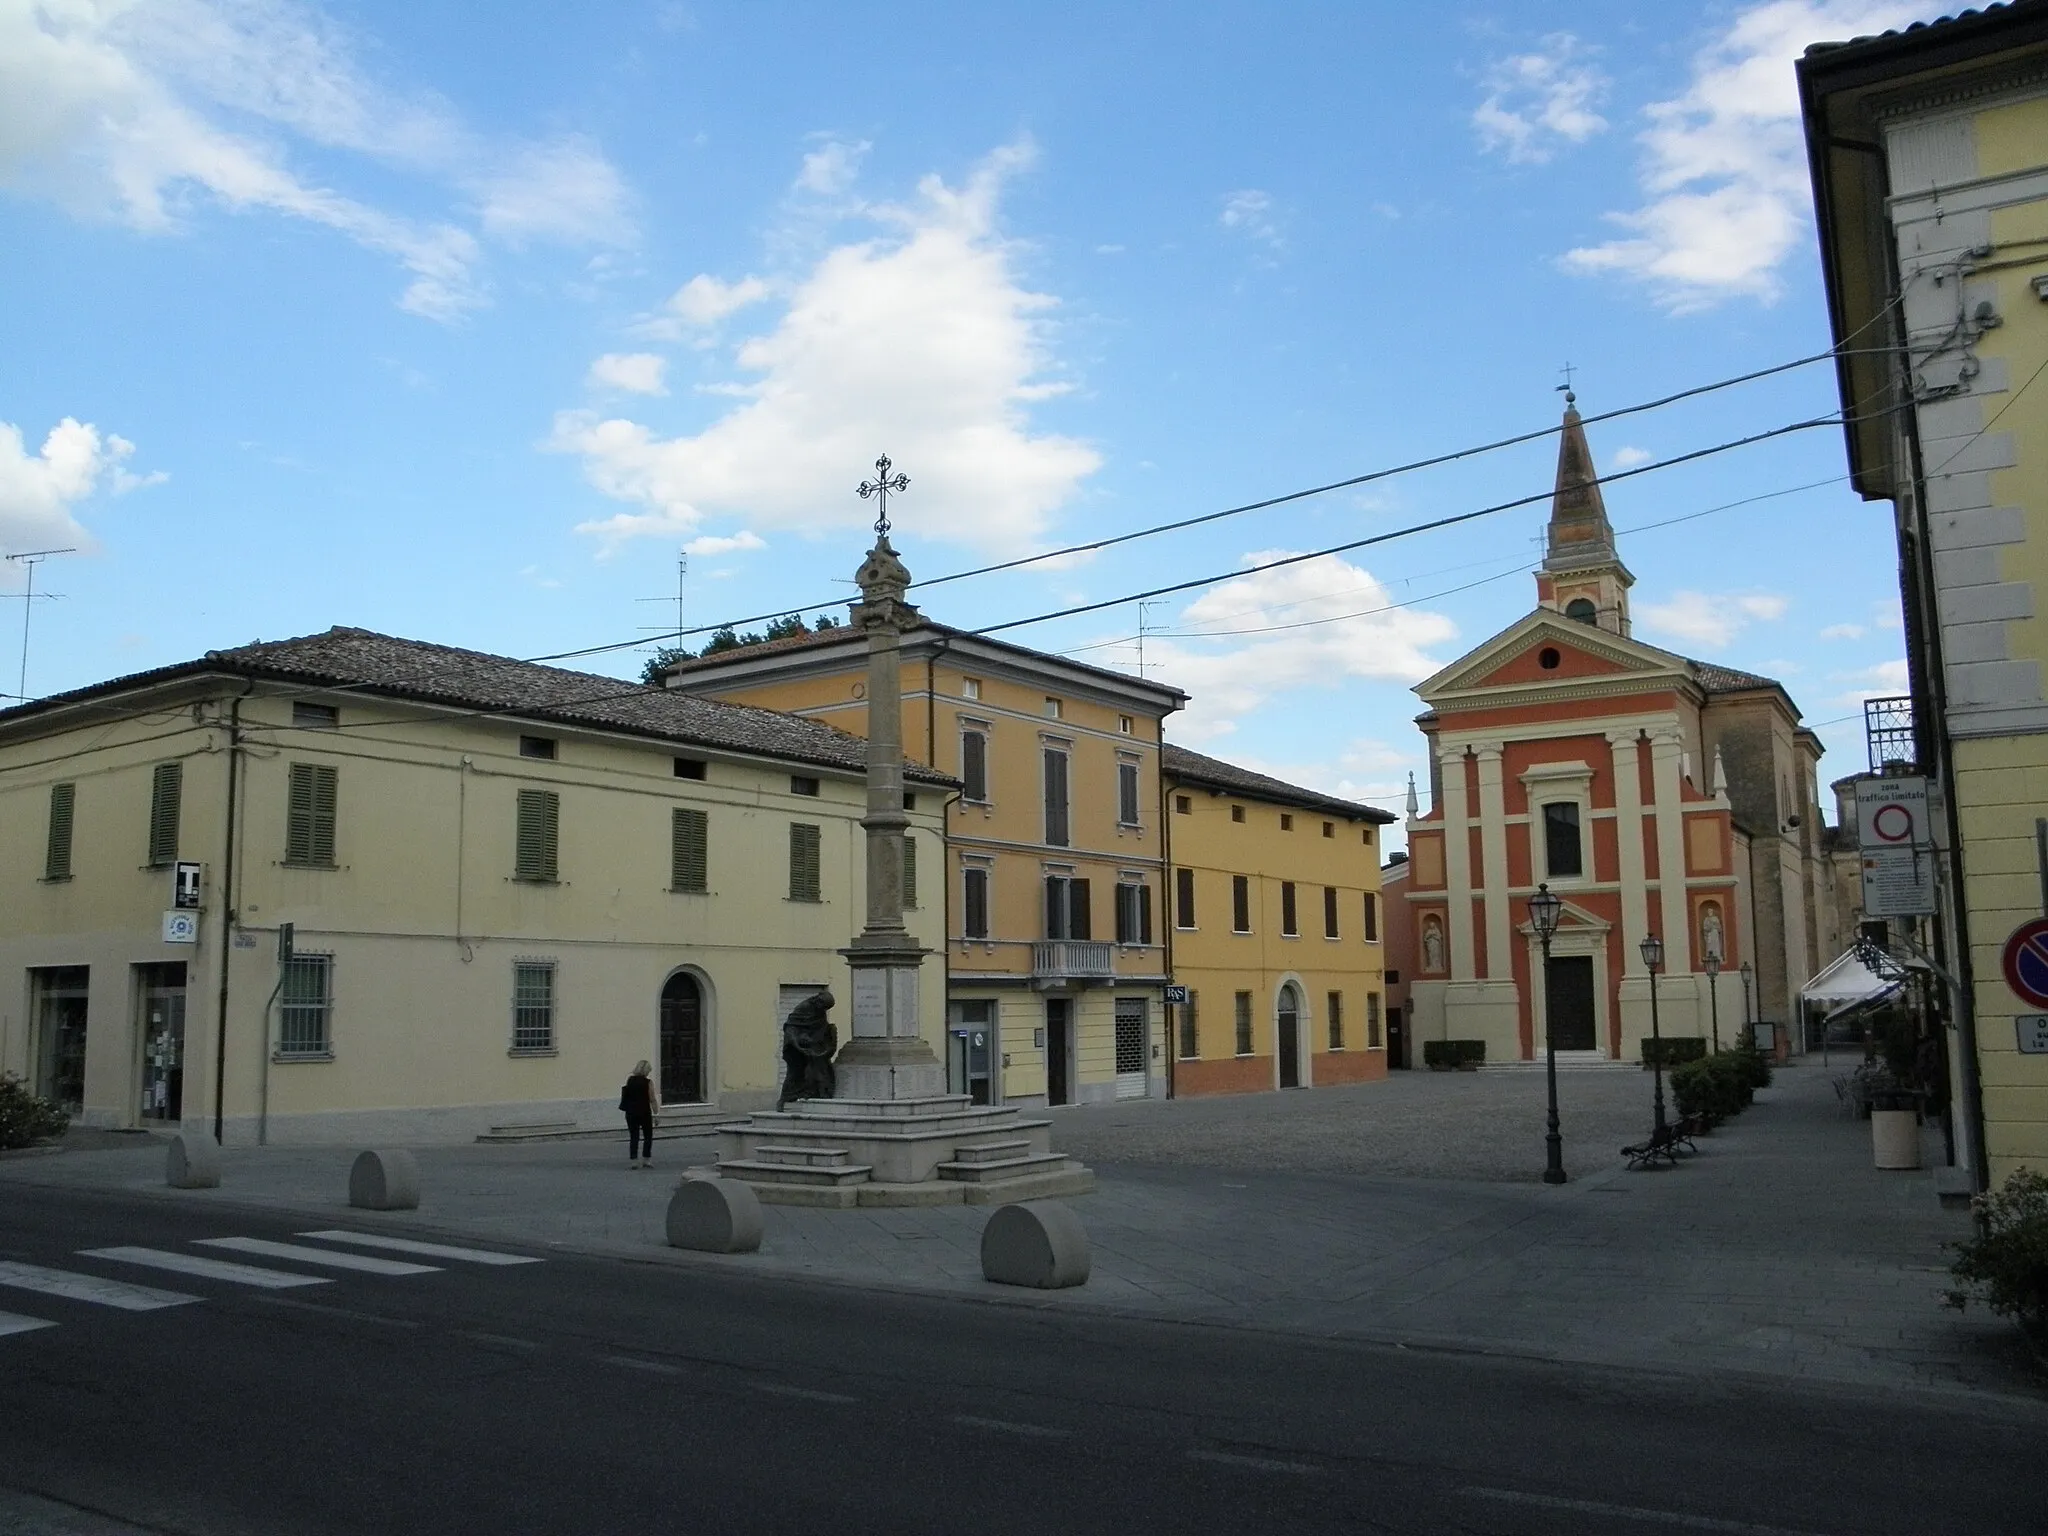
{"left": 1857, "top": 777, "right": 1937, "bottom": 917}
{"left": 2001, "top": 918, "right": 2048, "bottom": 1010}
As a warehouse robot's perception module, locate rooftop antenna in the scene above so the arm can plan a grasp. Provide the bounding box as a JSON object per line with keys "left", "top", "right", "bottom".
{"left": 636, "top": 550, "right": 688, "bottom": 648}
{"left": 1135, "top": 599, "right": 1168, "bottom": 678}
{"left": 4, "top": 547, "right": 74, "bottom": 703}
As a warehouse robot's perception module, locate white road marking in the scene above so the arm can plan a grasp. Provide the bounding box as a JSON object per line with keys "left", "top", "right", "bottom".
{"left": 197, "top": 1237, "right": 439, "bottom": 1276}
{"left": 296, "top": 1230, "right": 540, "bottom": 1265}
{"left": 458, "top": 1330, "right": 542, "bottom": 1352}
{"left": 1187, "top": 1448, "right": 1319, "bottom": 1475}
{"left": 0, "top": 1308, "right": 56, "bottom": 1337}
{"left": 951, "top": 1414, "right": 1069, "bottom": 1439}
{"left": 603, "top": 1355, "right": 682, "bottom": 1375}
{"left": 751, "top": 1381, "right": 858, "bottom": 1404}
{"left": 1461, "top": 1486, "right": 1842, "bottom": 1536}
{"left": 0, "top": 1260, "right": 199, "bottom": 1312}
{"left": 80, "top": 1247, "right": 330, "bottom": 1290}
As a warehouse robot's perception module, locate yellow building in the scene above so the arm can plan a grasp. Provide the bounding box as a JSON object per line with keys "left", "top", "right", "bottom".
{"left": 0, "top": 627, "right": 949, "bottom": 1143}
{"left": 661, "top": 621, "right": 1186, "bottom": 1107}
{"left": 1801, "top": 4, "right": 2048, "bottom": 1186}
{"left": 1161, "top": 746, "right": 1396, "bottom": 1094}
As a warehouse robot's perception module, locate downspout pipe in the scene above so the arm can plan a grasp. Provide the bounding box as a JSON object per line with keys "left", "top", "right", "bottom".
{"left": 211, "top": 679, "right": 253, "bottom": 1143}
{"left": 1161, "top": 755, "right": 1175, "bottom": 1100}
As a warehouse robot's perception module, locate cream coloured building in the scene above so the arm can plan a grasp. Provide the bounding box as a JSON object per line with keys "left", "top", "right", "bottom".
{"left": 0, "top": 627, "right": 950, "bottom": 1144}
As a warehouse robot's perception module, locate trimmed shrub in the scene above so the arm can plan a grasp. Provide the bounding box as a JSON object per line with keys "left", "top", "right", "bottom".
{"left": 0, "top": 1073, "right": 69, "bottom": 1151}
{"left": 1670, "top": 1053, "right": 1755, "bottom": 1124}
{"left": 1945, "top": 1168, "right": 2048, "bottom": 1361}
{"left": 1642, "top": 1036, "right": 1707, "bottom": 1070}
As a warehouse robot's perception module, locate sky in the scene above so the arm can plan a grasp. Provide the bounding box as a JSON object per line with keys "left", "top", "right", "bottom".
{"left": 0, "top": 0, "right": 1939, "bottom": 841}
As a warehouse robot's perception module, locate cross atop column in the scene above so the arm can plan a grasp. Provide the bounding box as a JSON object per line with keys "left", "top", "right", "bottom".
{"left": 857, "top": 455, "right": 910, "bottom": 536}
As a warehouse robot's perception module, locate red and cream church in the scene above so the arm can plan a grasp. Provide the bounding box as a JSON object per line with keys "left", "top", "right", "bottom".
{"left": 1399, "top": 398, "right": 1846, "bottom": 1064}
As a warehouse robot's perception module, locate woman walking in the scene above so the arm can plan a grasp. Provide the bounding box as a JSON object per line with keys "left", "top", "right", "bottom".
{"left": 621, "top": 1059, "right": 659, "bottom": 1168}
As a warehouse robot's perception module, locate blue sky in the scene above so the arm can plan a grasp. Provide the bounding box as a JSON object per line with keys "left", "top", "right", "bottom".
{"left": 0, "top": 0, "right": 1936, "bottom": 835}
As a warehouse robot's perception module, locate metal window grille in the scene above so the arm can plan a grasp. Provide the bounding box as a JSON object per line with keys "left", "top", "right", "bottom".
{"left": 1233, "top": 991, "right": 1253, "bottom": 1056}
{"left": 1113, "top": 999, "right": 1147, "bottom": 1076}
{"left": 788, "top": 822, "right": 822, "bottom": 901}
{"left": 515, "top": 790, "right": 560, "bottom": 882}
{"left": 1367, "top": 992, "right": 1383, "bottom": 1048}
{"left": 147, "top": 762, "right": 182, "bottom": 866}
{"left": 902, "top": 833, "right": 918, "bottom": 909}
{"left": 963, "top": 866, "right": 990, "bottom": 938}
{"left": 1178, "top": 990, "right": 1199, "bottom": 1059}
{"left": 671, "top": 807, "right": 708, "bottom": 892}
{"left": 1323, "top": 886, "right": 1339, "bottom": 939}
{"left": 285, "top": 763, "right": 338, "bottom": 866}
{"left": 279, "top": 954, "right": 333, "bottom": 1056}
{"left": 511, "top": 962, "right": 555, "bottom": 1052}
{"left": 1175, "top": 867, "right": 1196, "bottom": 928}
{"left": 1281, "top": 882, "right": 1298, "bottom": 936}
{"left": 1328, "top": 991, "right": 1343, "bottom": 1050}
{"left": 45, "top": 782, "right": 75, "bottom": 880}
{"left": 1864, "top": 695, "right": 1916, "bottom": 772}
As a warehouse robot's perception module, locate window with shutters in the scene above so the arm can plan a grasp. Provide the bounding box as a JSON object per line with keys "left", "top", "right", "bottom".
{"left": 514, "top": 789, "right": 560, "bottom": 883}
{"left": 44, "top": 782, "right": 75, "bottom": 881}
{"left": 1232, "top": 875, "right": 1251, "bottom": 934}
{"left": 960, "top": 726, "right": 989, "bottom": 803}
{"left": 285, "top": 763, "right": 339, "bottom": 867}
{"left": 1328, "top": 991, "right": 1344, "bottom": 1049}
{"left": 278, "top": 954, "right": 333, "bottom": 1057}
{"left": 1367, "top": 992, "right": 1383, "bottom": 1048}
{"left": 1114, "top": 880, "right": 1152, "bottom": 945}
{"left": 1174, "top": 867, "right": 1196, "bottom": 929}
{"left": 1042, "top": 747, "right": 1070, "bottom": 847}
{"left": 670, "top": 807, "right": 708, "bottom": 893}
{"left": 1281, "top": 881, "right": 1298, "bottom": 937}
{"left": 1044, "top": 874, "right": 1090, "bottom": 940}
{"left": 292, "top": 701, "right": 339, "bottom": 729}
{"left": 1117, "top": 758, "right": 1141, "bottom": 826}
{"left": 511, "top": 961, "right": 556, "bottom": 1053}
{"left": 1362, "top": 892, "right": 1379, "bottom": 942}
{"left": 962, "top": 864, "right": 991, "bottom": 939}
{"left": 788, "top": 822, "right": 822, "bottom": 902}
{"left": 902, "top": 832, "right": 918, "bottom": 909}
{"left": 1323, "top": 885, "right": 1340, "bottom": 939}
{"left": 147, "top": 762, "right": 182, "bottom": 866}
{"left": 1178, "top": 990, "right": 1199, "bottom": 1059}
{"left": 1234, "top": 991, "right": 1254, "bottom": 1056}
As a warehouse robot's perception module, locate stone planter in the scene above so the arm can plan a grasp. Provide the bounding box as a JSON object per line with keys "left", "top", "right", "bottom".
{"left": 1871, "top": 1108, "right": 1921, "bottom": 1170}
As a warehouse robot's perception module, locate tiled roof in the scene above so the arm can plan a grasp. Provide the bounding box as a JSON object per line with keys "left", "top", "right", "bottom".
{"left": 1803, "top": 2, "right": 2034, "bottom": 56}
{"left": 1686, "top": 659, "right": 1782, "bottom": 695}
{"left": 1162, "top": 743, "right": 1396, "bottom": 823}
{"left": 0, "top": 626, "right": 956, "bottom": 785}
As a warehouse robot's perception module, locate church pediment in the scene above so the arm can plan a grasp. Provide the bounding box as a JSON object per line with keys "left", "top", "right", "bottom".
{"left": 1417, "top": 611, "right": 1688, "bottom": 706}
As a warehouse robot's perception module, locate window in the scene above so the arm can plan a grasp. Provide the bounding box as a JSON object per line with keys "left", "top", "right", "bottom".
{"left": 514, "top": 789, "right": 560, "bottom": 882}
{"left": 1044, "top": 874, "right": 1091, "bottom": 939}
{"left": 1043, "top": 747, "right": 1070, "bottom": 846}
{"left": 1232, "top": 875, "right": 1251, "bottom": 933}
{"left": 1117, "top": 759, "right": 1142, "bottom": 826}
{"left": 511, "top": 962, "right": 555, "bottom": 1053}
{"left": 44, "top": 782, "right": 74, "bottom": 881}
{"left": 1323, "top": 886, "right": 1340, "bottom": 939}
{"left": 1543, "top": 801, "right": 1583, "bottom": 879}
{"left": 903, "top": 793, "right": 917, "bottom": 811}
{"left": 279, "top": 954, "right": 333, "bottom": 1057}
{"left": 1234, "top": 991, "right": 1254, "bottom": 1056}
{"left": 902, "top": 833, "right": 919, "bottom": 909}
{"left": 961, "top": 677, "right": 981, "bottom": 700}
{"left": 1328, "top": 991, "right": 1344, "bottom": 1050}
{"left": 1367, "top": 992, "right": 1383, "bottom": 1048}
{"left": 1175, "top": 795, "right": 1191, "bottom": 815}
{"left": 147, "top": 762, "right": 182, "bottom": 866}
{"left": 1118, "top": 715, "right": 1133, "bottom": 735}
{"left": 1281, "top": 882, "right": 1299, "bottom": 937}
{"left": 1386, "top": 969, "right": 1402, "bottom": 985}
{"left": 1043, "top": 697, "right": 1063, "bottom": 719}
{"left": 788, "top": 823, "right": 822, "bottom": 902}
{"left": 671, "top": 807, "right": 708, "bottom": 893}
{"left": 1322, "top": 821, "right": 1334, "bottom": 838}
{"left": 1362, "top": 825, "right": 1375, "bottom": 846}
{"left": 1280, "top": 814, "right": 1294, "bottom": 831}
{"left": 1114, "top": 880, "right": 1153, "bottom": 945}
{"left": 673, "top": 757, "right": 707, "bottom": 780}
{"left": 285, "top": 763, "right": 339, "bottom": 867}
{"left": 1362, "top": 892, "right": 1379, "bottom": 942}
{"left": 519, "top": 735, "right": 556, "bottom": 761}
{"left": 1230, "top": 804, "right": 1245, "bottom": 823}
{"left": 963, "top": 865, "right": 991, "bottom": 939}
{"left": 1178, "top": 990, "right": 1199, "bottom": 1059}
{"left": 961, "top": 726, "right": 989, "bottom": 802}
{"left": 293, "top": 701, "right": 338, "bottom": 729}
{"left": 790, "top": 775, "right": 820, "bottom": 797}
{"left": 1175, "top": 867, "right": 1196, "bottom": 929}
{"left": 1565, "top": 598, "right": 1597, "bottom": 625}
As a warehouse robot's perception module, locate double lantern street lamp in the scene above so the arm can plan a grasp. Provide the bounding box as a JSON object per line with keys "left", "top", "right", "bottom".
{"left": 1641, "top": 932, "right": 1670, "bottom": 1137}
{"left": 1527, "top": 883, "right": 1566, "bottom": 1185}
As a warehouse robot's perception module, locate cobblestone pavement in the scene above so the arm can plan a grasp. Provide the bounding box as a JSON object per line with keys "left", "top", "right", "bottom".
{"left": 3, "top": 1063, "right": 2035, "bottom": 1406}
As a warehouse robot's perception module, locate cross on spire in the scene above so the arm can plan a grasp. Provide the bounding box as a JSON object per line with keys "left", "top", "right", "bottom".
{"left": 1556, "top": 361, "right": 1577, "bottom": 406}
{"left": 856, "top": 455, "right": 910, "bottom": 536}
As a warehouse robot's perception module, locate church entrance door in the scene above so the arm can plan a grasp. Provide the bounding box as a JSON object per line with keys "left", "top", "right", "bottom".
{"left": 1544, "top": 956, "right": 1596, "bottom": 1053}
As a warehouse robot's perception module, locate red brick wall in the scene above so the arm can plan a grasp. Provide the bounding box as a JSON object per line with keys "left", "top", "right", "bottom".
{"left": 1174, "top": 1056, "right": 1275, "bottom": 1096}
{"left": 1312, "top": 1050, "right": 1386, "bottom": 1085}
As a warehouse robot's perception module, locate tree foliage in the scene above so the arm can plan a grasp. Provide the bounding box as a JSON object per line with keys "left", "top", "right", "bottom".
{"left": 638, "top": 613, "right": 842, "bottom": 686}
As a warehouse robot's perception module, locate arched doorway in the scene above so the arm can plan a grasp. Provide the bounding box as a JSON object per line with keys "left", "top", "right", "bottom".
{"left": 659, "top": 972, "right": 705, "bottom": 1105}
{"left": 1277, "top": 984, "right": 1303, "bottom": 1089}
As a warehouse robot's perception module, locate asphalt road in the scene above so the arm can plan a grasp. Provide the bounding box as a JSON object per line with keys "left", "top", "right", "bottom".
{"left": 0, "top": 1183, "right": 2038, "bottom": 1536}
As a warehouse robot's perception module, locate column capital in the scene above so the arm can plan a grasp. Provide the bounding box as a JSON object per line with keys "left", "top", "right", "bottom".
{"left": 1605, "top": 728, "right": 1644, "bottom": 749}
{"left": 1437, "top": 743, "right": 1469, "bottom": 767}
{"left": 1470, "top": 740, "right": 1505, "bottom": 762}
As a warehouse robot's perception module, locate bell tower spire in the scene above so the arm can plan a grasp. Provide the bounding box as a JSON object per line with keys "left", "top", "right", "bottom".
{"left": 1534, "top": 386, "right": 1634, "bottom": 636}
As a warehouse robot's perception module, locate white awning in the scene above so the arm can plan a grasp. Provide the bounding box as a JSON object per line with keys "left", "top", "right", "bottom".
{"left": 1801, "top": 948, "right": 1899, "bottom": 1006}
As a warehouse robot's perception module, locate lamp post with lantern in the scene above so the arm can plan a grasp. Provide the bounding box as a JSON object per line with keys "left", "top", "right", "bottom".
{"left": 1528, "top": 883, "right": 1566, "bottom": 1185}
{"left": 1704, "top": 950, "right": 1723, "bottom": 1053}
{"left": 1641, "top": 932, "right": 1670, "bottom": 1136}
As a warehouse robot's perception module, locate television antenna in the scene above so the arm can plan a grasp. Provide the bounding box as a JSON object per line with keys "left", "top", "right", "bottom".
{"left": 1135, "top": 599, "right": 1169, "bottom": 678}
{"left": 4, "top": 547, "right": 74, "bottom": 703}
{"left": 636, "top": 550, "right": 688, "bottom": 648}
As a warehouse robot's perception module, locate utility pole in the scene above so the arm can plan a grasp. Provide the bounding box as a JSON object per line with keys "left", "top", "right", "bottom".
{"left": 4, "top": 547, "right": 74, "bottom": 702}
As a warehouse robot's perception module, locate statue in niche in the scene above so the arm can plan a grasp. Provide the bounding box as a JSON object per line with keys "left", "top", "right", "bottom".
{"left": 776, "top": 990, "right": 838, "bottom": 1110}
{"left": 1422, "top": 916, "right": 1446, "bottom": 975}
{"left": 1699, "top": 905, "right": 1725, "bottom": 966}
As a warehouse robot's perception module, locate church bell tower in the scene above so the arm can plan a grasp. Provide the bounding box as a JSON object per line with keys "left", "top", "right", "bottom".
{"left": 1534, "top": 391, "right": 1634, "bottom": 637}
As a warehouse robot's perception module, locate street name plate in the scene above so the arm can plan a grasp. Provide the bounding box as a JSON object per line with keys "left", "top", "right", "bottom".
{"left": 2018, "top": 1015, "right": 2048, "bottom": 1055}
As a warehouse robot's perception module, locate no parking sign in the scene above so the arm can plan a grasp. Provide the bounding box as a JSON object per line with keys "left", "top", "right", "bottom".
{"left": 2001, "top": 918, "right": 2048, "bottom": 1010}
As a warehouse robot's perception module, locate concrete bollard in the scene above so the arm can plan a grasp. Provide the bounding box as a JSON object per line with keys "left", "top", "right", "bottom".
{"left": 166, "top": 1131, "right": 222, "bottom": 1190}
{"left": 666, "top": 1176, "right": 763, "bottom": 1254}
{"left": 348, "top": 1149, "right": 421, "bottom": 1211}
{"left": 981, "top": 1200, "right": 1090, "bottom": 1289}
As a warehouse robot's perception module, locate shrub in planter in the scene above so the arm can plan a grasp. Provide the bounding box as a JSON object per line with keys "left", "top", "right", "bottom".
{"left": 1669, "top": 1059, "right": 1718, "bottom": 1123}
{"left": 1422, "top": 1040, "right": 1487, "bottom": 1070}
{"left": 1945, "top": 1168, "right": 2048, "bottom": 1363}
{"left": 1726, "top": 1048, "right": 1772, "bottom": 1093}
{"left": 1641, "top": 1037, "right": 1707, "bottom": 1071}
{"left": 0, "top": 1073, "right": 69, "bottom": 1151}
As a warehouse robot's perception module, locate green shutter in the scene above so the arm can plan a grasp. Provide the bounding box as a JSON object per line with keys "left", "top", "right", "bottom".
{"left": 45, "top": 782, "right": 75, "bottom": 880}
{"left": 788, "top": 822, "right": 821, "bottom": 902}
{"left": 672, "top": 807, "right": 708, "bottom": 892}
{"left": 516, "top": 789, "right": 559, "bottom": 882}
{"left": 901, "top": 832, "right": 917, "bottom": 909}
{"left": 286, "top": 763, "right": 338, "bottom": 866}
{"left": 147, "top": 762, "right": 182, "bottom": 866}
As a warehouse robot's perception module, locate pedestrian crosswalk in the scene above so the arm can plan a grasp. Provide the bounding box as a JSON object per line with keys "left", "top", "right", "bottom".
{"left": 0, "top": 1230, "right": 539, "bottom": 1341}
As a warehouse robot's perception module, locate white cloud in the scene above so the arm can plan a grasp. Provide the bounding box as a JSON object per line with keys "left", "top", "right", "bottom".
{"left": 1220, "top": 189, "right": 1283, "bottom": 250}
{"left": 1472, "top": 33, "right": 1609, "bottom": 164}
{"left": 586, "top": 353, "right": 669, "bottom": 395}
{"left": 1637, "top": 589, "right": 1790, "bottom": 649}
{"left": 1819, "top": 621, "right": 1866, "bottom": 640}
{"left": 682, "top": 531, "right": 765, "bottom": 557}
{"left": 647, "top": 273, "right": 774, "bottom": 336}
{"left": 0, "top": 417, "right": 163, "bottom": 572}
{"left": 1825, "top": 657, "right": 1910, "bottom": 710}
{"left": 1206, "top": 738, "right": 1415, "bottom": 810}
{"left": 795, "top": 137, "right": 870, "bottom": 197}
{"left": 0, "top": 1, "right": 633, "bottom": 320}
{"left": 1561, "top": 2, "right": 1921, "bottom": 309}
{"left": 1612, "top": 445, "right": 1654, "bottom": 469}
{"left": 557, "top": 140, "right": 1099, "bottom": 555}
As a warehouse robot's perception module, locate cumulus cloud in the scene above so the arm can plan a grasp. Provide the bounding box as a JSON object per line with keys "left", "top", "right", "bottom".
{"left": 1219, "top": 189, "right": 1283, "bottom": 250}
{"left": 642, "top": 274, "right": 774, "bottom": 338}
{"left": 587, "top": 352, "right": 669, "bottom": 395}
{"left": 556, "top": 140, "right": 1099, "bottom": 555}
{"left": 795, "top": 137, "right": 870, "bottom": 197}
{"left": 0, "top": 417, "right": 163, "bottom": 574}
{"left": 1560, "top": 2, "right": 1921, "bottom": 309}
{"left": 1819, "top": 621, "right": 1866, "bottom": 640}
{"left": 1612, "top": 445, "right": 1654, "bottom": 469}
{"left": 1637, "top": 589, "right": 1790, "bottom": 649}
{"left": 1826, "top": 657, "right": 1910, "bottom": 711}
{"left": 1143, "top": 553, "right": 1459, "bottom": 741}
{"left": 0, "top": 1, "right": 633, "bottom": 320}
{"left": 1472, "top": 33, "right": 1608, "bottom": 164}
{"left": 682, "top": 531, "right": 765, "bottom": 557}
{"left": 1207, "top": 738, "right": 1415, "bottom": 810}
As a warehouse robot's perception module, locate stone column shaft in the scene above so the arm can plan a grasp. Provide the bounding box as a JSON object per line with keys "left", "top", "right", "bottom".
{"left": 1649, "top": 728, "right": 1692, "bottom": 973}
{"left": 1608, "top": 731, "right": 1648, "bottom": 977}
{"left": 1440, "top": 746, "right": 1475, "bottom": 978}
{"left": 1475, "top": 743, "right": 1512, "bottom": 980}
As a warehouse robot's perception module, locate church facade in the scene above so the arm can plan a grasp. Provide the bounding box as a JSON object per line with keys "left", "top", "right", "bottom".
{"left": 1399, "top": 400, "right": 1846, "bottom": 1065}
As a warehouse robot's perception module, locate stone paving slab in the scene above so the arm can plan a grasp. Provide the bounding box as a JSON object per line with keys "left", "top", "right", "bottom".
{"left": 2, "top": 1065, "right": 2036, "bottom": 1406}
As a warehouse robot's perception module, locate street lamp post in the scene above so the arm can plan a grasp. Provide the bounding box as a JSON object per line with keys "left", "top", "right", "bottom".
{"left": 1704, "top": 951, "right": 1722, "bottom": 1053}
{"left": 1528, "top": 883, "right": 1565, "bottom": 1185}
{"left": 1740, "top": 961, "right": 1753, "bottom": 1037}
{"left": 1641, "top": 932, "right": 1669, "bottom": 1136}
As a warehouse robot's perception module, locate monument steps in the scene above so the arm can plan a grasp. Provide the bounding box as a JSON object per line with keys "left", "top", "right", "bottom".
{"left": 935, "top": 1151, "right": 1072, "bottom": 1183}
{"left": 718, "top": 1158, "right": 874, "bottom": 1188}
